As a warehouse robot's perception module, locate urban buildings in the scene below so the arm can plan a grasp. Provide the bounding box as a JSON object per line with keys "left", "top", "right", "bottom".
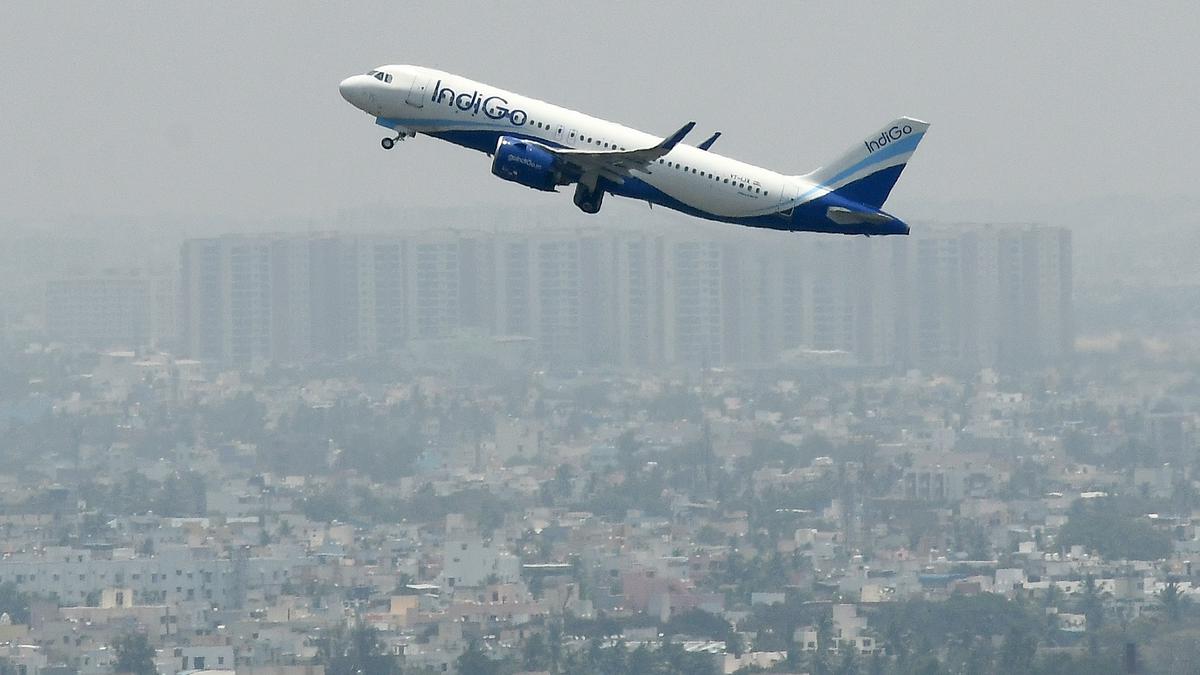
{"left": 174, "top": 224, "right": 1071, "bottom": 371}
{"left": 44, "top": 270, "right": 176, "bottom": 350}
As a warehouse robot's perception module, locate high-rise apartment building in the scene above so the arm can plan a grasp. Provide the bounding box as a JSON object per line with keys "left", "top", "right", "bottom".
{"left": 180, "top": 236, "right": 315, "bottom": 364}
{"left": 892, "top": 224, "right": 1072, "bottom": 371}
{"left": 45, "top": 270, "right": 176, "bottom": 350}
{"left": 178, "top": 224, "right": 1072, "bottom": 371}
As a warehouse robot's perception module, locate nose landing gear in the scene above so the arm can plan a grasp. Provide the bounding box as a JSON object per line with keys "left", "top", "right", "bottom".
{"left": 380, "top": 129, "right": 415, "bottom": 151}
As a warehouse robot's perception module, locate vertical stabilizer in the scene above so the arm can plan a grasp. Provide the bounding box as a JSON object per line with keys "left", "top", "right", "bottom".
{"left": 805, "top": 117, "right": 929, "bottom": 209}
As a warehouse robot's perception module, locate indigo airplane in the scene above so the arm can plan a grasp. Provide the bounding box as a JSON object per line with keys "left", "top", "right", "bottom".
{"left": 339, "top": 66, "right": 928, "bottom": 236}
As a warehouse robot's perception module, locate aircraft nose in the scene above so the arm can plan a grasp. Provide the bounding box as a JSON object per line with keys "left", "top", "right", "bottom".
{"left": 339, "top": 75, "right": 374, "bottom": 108}
{"left": 339, "top": 76, "right": 359, "bottom": 104}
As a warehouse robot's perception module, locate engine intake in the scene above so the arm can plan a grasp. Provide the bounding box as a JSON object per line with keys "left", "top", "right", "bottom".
{"left": 491, "top": 136, "right": 560, "bottom": 192}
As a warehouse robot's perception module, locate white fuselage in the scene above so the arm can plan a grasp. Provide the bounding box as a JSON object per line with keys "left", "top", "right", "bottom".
{"left": 339, "top": 65, "right": 923, "bottom": 237}
{"left": 341, "top": 66, "right": 808, "bottom": 219}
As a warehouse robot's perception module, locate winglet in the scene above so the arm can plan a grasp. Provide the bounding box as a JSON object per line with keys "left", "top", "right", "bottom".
{"left": 697, "top": 132, "right": 721, "bottom": 151}
{"left": 657, "top": 121, "right": 696, "bottom": 152}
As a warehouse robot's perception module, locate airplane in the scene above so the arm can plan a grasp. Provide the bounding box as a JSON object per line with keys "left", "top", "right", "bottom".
{"left": 339, "top": 66, "right": 929, "bottom": 236}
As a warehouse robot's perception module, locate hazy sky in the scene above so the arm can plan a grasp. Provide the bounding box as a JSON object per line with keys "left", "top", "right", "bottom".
{"left": 3, "top": 1, "right": 1197, "bottom": 227}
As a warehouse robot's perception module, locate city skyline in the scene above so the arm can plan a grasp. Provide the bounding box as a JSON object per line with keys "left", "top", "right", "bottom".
{"left": 2, "top": 5, "right": 1196, "bottom": 674}
{"left": 77, "top": 223, "right": 1078, "bottom": 372}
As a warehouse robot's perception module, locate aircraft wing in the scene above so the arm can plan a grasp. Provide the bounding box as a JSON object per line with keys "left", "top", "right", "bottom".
{"left": 530, "top": 121, "right": 695, "bottom": 186}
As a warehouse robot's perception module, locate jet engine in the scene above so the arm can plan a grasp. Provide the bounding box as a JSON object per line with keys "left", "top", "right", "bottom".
{"left": 491, "top": 136, "right": 561, "bottom": 192}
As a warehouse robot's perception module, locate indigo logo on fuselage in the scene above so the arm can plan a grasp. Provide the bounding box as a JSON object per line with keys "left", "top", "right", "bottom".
{"left": 863, "top": 124, "right": 914, "bottom": 154}
{"left": 431, "top": 79, "right": 528, "bottom": 126}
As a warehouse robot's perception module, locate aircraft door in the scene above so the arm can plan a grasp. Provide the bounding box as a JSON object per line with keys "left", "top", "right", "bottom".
{"left": 406, "top": 74, "right": 430, "bottom": 108}
{"left": 780, "top": 182, "right": 800, "bottom": 216}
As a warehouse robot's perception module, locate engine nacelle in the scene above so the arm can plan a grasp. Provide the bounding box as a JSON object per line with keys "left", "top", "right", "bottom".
{"left": 491, "top": 136, "right": 560, "bottom": 192}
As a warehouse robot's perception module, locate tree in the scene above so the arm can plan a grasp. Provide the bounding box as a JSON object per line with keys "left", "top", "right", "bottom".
{"left": 521, "top": 632, "right": 550, "bottom": 671}
{"left": 627, "top": 644, "right": 656, "bottom": 675}
{"left": 1158, "top": 579, "right": 1187, "bottom": 621}
{"left": 1079, "top": 574, "right": 1105, "bottom": 636}
{"left": 662, "top": 608, "right": 734, "bottom": 641}
{"left": 0, "top": 582, "right": 31, "bottom": 624}
{"left": 727, "top": 631, "right": 745, "bottom": 659}
{"left": 113, "top": 632, "right": 156, "bottom": 675}
{"left": 156, "top": 471, "right": 206, "bottom": 516}
{"left": 867, "top": 651, "right": 887, "bottom": 675}
{"left": 456, "top": 640, "right": 500, "bottom": 675}
{"left": 1058, "top": 497, "right": 1172, "bottom": 561}
{"left": 997, "top": 624, "right": 1035, "bottom": 675}
{"left": 547, "top": 621, "right": 564, "bottom": 672}
{"left": 836, "top": 646, "right": 860, "bottom": 675}
{"left": 317, "top": 623, "right": 397, "bottom": 675}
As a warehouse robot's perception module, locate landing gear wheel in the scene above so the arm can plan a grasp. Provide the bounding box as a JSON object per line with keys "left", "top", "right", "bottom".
{"left": 381, "top": 137, "right": 395, "bottom": 150}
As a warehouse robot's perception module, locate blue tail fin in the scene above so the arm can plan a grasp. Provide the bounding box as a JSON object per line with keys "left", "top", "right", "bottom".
{"left": 805, "top": 117, "right": 929, "bottom": 209}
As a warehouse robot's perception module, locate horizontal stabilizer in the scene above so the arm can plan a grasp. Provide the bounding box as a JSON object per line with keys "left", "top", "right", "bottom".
{"left": 826, "top": 206, "right": 891, "bottom": 226}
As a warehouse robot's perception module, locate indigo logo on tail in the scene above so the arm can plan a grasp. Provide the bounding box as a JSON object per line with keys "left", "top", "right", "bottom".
{"left": 863, "top": 124, "right": 914, "bottom": 154}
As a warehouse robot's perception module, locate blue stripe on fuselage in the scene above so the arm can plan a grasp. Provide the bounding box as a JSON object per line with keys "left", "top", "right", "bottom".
{"left": 823, "top": 132, "right": 923, "bottom": 188}
{"left": 401, "top": 122, "right": 906, "bottom": 236}
{"left": 831, "top": 164, "right": 906, "bottom": 210}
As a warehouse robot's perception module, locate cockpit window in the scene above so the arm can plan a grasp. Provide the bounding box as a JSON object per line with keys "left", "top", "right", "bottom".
{"left": 364, "top": 70, "right": 392, "bottom": 83}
